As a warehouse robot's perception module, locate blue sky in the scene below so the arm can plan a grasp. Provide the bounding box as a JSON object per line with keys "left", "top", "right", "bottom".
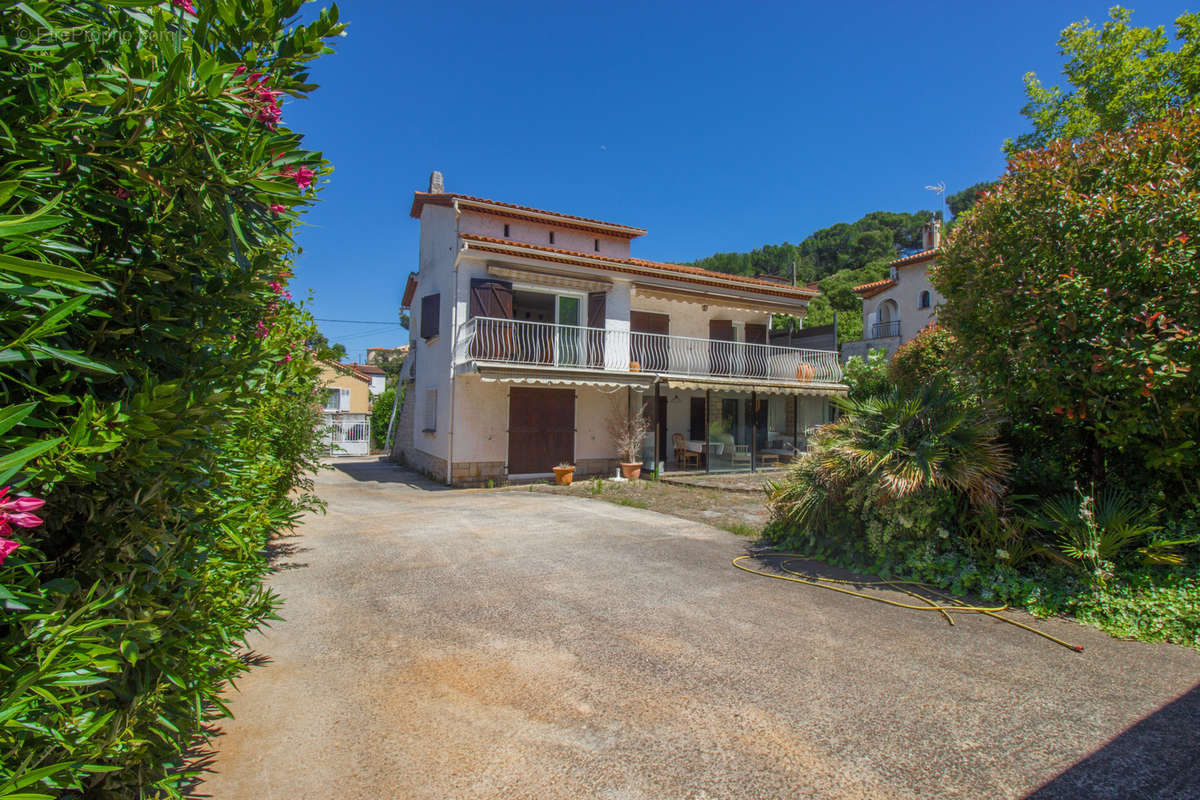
{"left": 285, "top": 0, "right": 1190, "bottom": 360}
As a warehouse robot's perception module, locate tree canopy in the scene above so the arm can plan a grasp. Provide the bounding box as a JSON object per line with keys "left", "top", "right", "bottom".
{"left": 690, "top": 210, "right": 934, "bottom": 284}
{"left": 1006, "top": 6, "right": 1200, "bottom": 154}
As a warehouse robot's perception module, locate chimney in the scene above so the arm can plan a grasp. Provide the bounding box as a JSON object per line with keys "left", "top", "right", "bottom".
{"left": 922, "top": 216, "right": 942, "bottom": 250}
{"left": 428, "top": 170, "right": 444, "bottom": 194}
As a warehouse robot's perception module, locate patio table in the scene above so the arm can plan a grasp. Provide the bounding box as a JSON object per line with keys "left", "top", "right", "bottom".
{"left": 685, "top": 440, "right": 724, "bottom": 456}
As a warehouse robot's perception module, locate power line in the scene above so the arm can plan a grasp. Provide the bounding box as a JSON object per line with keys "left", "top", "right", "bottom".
{"left": 316, "top": 317, "right": 407, "bottom": 325}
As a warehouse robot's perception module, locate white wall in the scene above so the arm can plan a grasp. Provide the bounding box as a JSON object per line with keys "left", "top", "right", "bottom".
{"left": 458, "top": 210, "right": 633, "bottom": 258}
{"left": 861, "top": 258, "right": 943, "bottom": 345}
{"left": 411, "top": 203, "right": 459, "bottom": 463}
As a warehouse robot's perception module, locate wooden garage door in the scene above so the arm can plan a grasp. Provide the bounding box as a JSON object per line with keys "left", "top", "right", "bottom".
{"left": 508, "top": 387, "right": 575, "bottom": 474}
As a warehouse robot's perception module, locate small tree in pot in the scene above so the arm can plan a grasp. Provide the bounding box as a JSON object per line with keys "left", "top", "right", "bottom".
{"left": 607, "top": 401, "right": 651, "bottom": 480}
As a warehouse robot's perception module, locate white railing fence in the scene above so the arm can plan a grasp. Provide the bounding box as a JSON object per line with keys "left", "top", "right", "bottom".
{"left": 320, "top": 416, "right": 370, "bottom": 456}
{"left": 456, "top": 317, "right": 842, "bottom": 384}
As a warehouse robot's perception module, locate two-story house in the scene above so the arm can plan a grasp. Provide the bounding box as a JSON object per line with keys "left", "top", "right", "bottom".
{"left": 842, "top": 218, "right": 945, "bottom": 361}
{"left": 318, "top": 360, "right": 371, "bottom": 456}
{"left": 392, "top": 173, "right": 847, "bottom": 486}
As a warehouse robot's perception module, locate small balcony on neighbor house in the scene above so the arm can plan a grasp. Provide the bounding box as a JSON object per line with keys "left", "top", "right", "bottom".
{"left": 870, "top": 319, "right": 901, "bottom": 339}
{"left": 454, "top": 317, "right": 843, "bottom": 385}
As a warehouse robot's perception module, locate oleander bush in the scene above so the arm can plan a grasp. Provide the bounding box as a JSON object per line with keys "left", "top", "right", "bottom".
{"left": 0, "top": 1, "right": 343, "bottom": 797}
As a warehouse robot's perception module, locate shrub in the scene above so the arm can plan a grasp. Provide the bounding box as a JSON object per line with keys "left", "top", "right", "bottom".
{"left": 840, "top": 347, "right": 891, "bottom": 399}
{"left": 767, "top": 382, "right": 1011, "bottom": 561}
{"left": 0, "top": 1, "right": 344, "bottom": 796}
{"left": 372, "top": 387, "right": 397, "bottom": 450}
{"left": 933, "top": 110, "right": 1200, "bottom": 508}
{"left": 887, "top": 326, "right": 964, "bottom": 395}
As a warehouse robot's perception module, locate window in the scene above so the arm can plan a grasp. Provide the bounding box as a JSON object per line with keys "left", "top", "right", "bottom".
{"left": 423, "top": 388, "right": 437, "bottom": 432}
{"left": 549, "top": 231, "right": 555, "bottom": 245}
{"left": 918, "top": 290, "right": 931, "bottom": 309}
{"left": 890, "top": 266, "right": 899, "bottom": 281}
{"left": 503, "top": 223, "right": 510, "bottom": 238}
{"left": 323, "top": 388, "right": 349, "bottom": 412}
{"left": 420, "top": 293, "right": 440, "bottom": 339}
{"left": 594, "top": 238, "right": 600, "bottom": 252}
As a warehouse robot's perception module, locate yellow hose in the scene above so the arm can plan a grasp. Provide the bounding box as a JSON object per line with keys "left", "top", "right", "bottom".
{"left": 732, "top": 553, "right": 1084, "bottom": 652}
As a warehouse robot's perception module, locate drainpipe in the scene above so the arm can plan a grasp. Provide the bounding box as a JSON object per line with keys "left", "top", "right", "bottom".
{"left": 446, "top": 198, "right": 461, "bottom": 485}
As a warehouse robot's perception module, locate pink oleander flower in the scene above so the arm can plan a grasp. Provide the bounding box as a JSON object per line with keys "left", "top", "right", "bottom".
{"left": 112, "top": 186, "right": 131, "bottom": 200}
{"left": 234, "top": 65, "right": 247, "bottom": 76}
{"left": 255, "top": 320, "right": 270, "bottom": 338}
{"left": 278, "top": 166, "right": 316, "bottom": 191}
{"left": 0, "top": 486, "right": 45, "bottom": 566}
{"left": 172, "top": 0, "right": 196, "bottom": 14}
{"left": 269, "top": 203, "right": 285, "bottom": 216}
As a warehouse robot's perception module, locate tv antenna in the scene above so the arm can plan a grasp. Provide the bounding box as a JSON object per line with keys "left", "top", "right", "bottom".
{"left": 924, "top": 181, "right": 946, "bottom": 219}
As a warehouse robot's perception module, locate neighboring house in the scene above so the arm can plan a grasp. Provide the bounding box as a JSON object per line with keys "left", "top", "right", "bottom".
{"left": 317, "top": 360, "right": 371, "bottom": 456}
{"left": 841, "top": 218, "right": 944, "bottom": 361}
{"left": 349, "top": 363, "right": 387, "bottom": 396}
{"left": 392, "top": 172, "right": 848, "bottom": 487}
{"left": 366, "top": 345, "right": 409, "bottom": 366}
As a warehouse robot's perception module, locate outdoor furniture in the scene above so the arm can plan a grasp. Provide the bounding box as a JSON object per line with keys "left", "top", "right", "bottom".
{"left": 758, "top": 453, "right": 781, "bottom": 466}
{"left": 731, "top": 444, "right": 752, "bottom": 466}
{"left": 673, "top": 433, "right": 701, "bottom": 469}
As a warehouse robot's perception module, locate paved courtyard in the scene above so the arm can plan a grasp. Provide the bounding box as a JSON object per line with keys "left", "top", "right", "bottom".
{"left": 199, "top": 457, "right": 1200, "bottom": 799}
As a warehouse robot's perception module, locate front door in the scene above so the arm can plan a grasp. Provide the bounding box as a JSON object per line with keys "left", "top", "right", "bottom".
{"left": 508, "top": 387, "right": 575, "bottom": 474}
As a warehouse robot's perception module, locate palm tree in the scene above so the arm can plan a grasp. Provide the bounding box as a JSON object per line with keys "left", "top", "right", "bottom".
{"left": 769, "top": 382, "right": 1012, "bottom": 530}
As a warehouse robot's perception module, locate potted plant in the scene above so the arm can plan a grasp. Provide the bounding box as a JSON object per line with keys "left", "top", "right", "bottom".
{"left": 552, "top": 462, "right": 576, "bottom": 485}
{"left": 606, "top": 402, "right": 650, "bottom": 480}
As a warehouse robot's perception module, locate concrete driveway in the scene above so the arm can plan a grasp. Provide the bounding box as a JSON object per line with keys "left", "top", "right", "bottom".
{"left": 201, "top": 458, "right": 1200, "bottom": 800}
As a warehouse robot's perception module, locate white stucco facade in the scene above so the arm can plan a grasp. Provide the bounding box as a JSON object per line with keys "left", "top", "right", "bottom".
{"left": 397, "top": 177, "right": 846, "bottom": 486}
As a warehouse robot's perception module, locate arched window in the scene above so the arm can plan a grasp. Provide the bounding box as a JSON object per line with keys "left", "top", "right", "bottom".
{"left": 918, "top": 290, "right": 931, "bottom": 309}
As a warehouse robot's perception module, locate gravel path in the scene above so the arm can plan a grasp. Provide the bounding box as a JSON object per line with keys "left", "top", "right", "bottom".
{"left": 199, "top": 457, "right": 1200, "bottom": 800}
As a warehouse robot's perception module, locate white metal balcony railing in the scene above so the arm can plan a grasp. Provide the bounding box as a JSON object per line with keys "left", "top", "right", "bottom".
{"left": 871, "top": 320, "right": 901, "bottom": 339}
{"left": 456, "top": 317, "right": 842, "bottom": 384}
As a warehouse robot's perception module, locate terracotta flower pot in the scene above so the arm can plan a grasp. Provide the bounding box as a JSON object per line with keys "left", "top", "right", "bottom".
{"left": 796, "top": 362, "right": 815, "bottom": 381}
{"left": 552, "top": 466, "right": 575, "bottom": 486}
{"left": 629, "top": 361, "right": 641, "bottom": 372}
{"left": 619, "top": 462, "right": 643, "bottom": 480}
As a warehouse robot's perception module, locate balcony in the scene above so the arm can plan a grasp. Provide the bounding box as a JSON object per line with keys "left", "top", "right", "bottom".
{"left": 456, "top": 317, "right": 843, "bottom": 384}
{"left": 871, "top": 320, "right": 901, "bottom": 339}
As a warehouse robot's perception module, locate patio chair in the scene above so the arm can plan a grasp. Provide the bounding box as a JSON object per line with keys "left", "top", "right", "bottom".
{"left": 672, "top": 433, "right": 701, "bottom": 469}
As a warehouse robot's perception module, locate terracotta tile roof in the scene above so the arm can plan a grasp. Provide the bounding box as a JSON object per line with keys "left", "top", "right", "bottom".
{"left": 458, "top": 233, "right": 819, "bottom": 301}
{"left": 319, "top": 360, "right": 370, "bottom": 382}
{"left": 351, "top": 363, "right": 386, "bottom": 376}
{"left": 852, "top": 278, "right": 897, "bottom": 299}
{"left": 401, "top": 273, "right": 418, "bottom": 309}
{"left": 411, "top": 192, "right": 646, "bottom": 238}
{"left": 888, "top": 248, "right": 940, "bottom": 268}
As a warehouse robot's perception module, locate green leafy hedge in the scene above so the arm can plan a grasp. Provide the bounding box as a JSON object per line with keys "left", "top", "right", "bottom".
{"left": 933, "top": 110, "right": 1200, "bottom": 511}
{"left": 0, "top": 1, "right": 344, "bottom": 796}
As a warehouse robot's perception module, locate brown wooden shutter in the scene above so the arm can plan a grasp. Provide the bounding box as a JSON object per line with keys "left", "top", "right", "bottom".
{"left": 708, "top": 319, "right": 734, "bottom": 340}
{"left": 420, "top": 293, "right": 440, "bottom": 339}
{"left": 587, "top": 291, "right": 606, "bottom": 368}
{"left": 630, "top": 311, "right": 670, "bottom": 371}
{"left": 469, "top": 278, "right": 513, "bottom": 319}
{"left": 709, "top": 319, "right": 733, "bottom": 375}
{"left": 745, "top": 323, "right": 767, "bottom": 344}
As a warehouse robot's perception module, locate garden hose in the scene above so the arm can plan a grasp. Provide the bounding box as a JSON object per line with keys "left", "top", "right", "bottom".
{"left": 732, "top": 553, "right": 1085, "bottom": 653}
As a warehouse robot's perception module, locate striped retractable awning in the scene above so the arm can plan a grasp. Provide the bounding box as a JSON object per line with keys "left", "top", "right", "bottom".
{"left": 474, "top": 365, "right": 654, "bottom": 391}
{"left": 661, "top": 377, "right": 848, "bottom": 396}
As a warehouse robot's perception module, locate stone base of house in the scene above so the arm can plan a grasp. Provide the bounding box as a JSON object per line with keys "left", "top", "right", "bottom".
{"left": 403, "top": 447, "right": 447, "bottom": 484}
{"left": 450, "top": 460, "right": 507, "bottom": 488}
